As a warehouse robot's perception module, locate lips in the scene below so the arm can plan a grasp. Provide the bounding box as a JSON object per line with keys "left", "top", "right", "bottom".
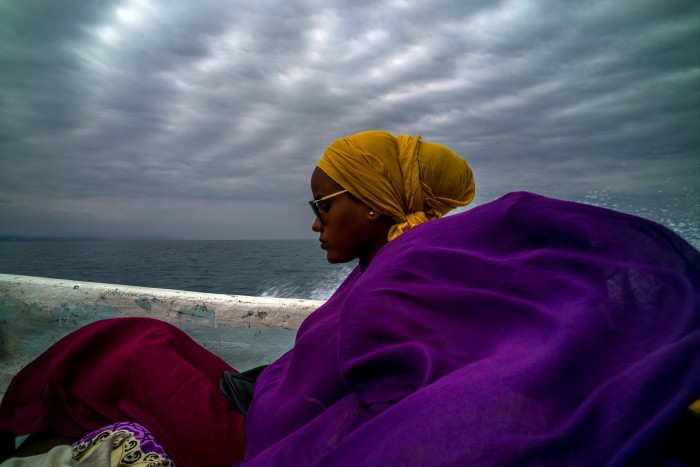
{"left": 319, "top": 239, "right": 328, "bottom": 250}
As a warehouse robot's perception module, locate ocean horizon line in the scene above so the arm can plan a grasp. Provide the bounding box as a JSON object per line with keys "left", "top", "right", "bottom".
{"left": 0, "top": 235, "right": 316, "bottom": 242}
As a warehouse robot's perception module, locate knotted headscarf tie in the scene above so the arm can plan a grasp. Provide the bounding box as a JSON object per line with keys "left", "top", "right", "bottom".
{"left": 317, "top": 130, "right": 475, "bottom": 241}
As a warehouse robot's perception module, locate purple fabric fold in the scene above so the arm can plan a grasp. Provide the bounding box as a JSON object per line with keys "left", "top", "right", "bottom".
{"left": 243, "top": 191, "right": 700, "bottom": 466}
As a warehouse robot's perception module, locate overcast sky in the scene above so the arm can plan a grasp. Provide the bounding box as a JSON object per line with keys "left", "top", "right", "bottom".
{"left": 1, "top": 0, "right": 698, "bottom": 245}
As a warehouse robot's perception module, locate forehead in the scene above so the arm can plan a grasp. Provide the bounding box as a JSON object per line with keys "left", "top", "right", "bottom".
{"left": 310, "top": 167, "right": 343, "bottom": 194}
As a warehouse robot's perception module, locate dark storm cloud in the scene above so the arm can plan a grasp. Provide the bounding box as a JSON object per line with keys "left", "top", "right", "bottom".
{"left": 0, "top": 0, "right": 698, "bottom": 243}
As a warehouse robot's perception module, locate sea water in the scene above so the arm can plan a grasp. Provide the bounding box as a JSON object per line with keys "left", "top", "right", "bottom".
{"left": 2, "top": 192, "right": 698, "bottom": 301}
{"left": 0, "top": 240, "right": 353, "bottom": 300}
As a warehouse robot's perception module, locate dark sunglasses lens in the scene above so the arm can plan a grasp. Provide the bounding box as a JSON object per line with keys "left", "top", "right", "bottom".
{"left": 309, "top": 201, "right": 323, "bottom": 222}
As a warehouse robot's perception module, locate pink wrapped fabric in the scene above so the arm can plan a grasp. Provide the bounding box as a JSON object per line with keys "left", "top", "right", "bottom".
{"left": 0, "top": 318, "right": 245, "bottom": 467}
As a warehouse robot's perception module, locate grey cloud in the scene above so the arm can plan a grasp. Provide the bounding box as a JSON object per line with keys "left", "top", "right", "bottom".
{"left": 0, "top": 0, "right": 697, "bottom": 245}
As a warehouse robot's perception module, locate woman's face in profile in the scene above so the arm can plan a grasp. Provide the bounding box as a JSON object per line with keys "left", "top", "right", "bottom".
{"left": 310, "top": 167, "right": 387, "bottom": 264}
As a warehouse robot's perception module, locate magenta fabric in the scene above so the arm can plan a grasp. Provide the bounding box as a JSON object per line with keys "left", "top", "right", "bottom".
{"left": 0, "top": 318, "right": 245, "bottom": 467}
{"left": 243, "top": 192, "right": 700, "bottom": 466}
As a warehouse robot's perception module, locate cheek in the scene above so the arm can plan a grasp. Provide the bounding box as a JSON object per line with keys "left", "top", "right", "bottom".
{"left": 325, "top": 219, "right": 365, "bottom": 261}
{"left": 333, "top": 213, "right": 362, "bottom": 240}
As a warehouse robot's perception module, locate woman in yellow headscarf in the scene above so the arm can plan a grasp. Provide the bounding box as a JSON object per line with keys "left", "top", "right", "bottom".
{"left": 310, "top": 130, "right": 475, "bottom": 264}
{"left": 0, "top": 129, "right": 476, "bottom": 467}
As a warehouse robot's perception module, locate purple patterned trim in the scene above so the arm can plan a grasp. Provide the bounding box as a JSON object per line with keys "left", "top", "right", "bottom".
{"left": 72, "top": 421, "right": 175, "bottom": 466}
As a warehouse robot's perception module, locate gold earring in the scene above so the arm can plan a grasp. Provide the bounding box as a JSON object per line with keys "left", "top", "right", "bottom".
{"left": 369, "top": 211, "right": 375, "bottom": 217}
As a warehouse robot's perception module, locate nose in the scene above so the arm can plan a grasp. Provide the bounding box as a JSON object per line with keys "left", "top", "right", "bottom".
{"left": 312, "top": 217, "right": 323, "bottom": 232}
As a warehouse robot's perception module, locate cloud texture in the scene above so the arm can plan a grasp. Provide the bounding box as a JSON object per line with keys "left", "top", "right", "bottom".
{"left": 1, "top": 0, "right": 698, "bottom": 243}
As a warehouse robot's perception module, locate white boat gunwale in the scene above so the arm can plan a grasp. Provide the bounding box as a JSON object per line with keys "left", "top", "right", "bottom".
{"left": 0, "top": 273, "right": 323, "bottom": 400}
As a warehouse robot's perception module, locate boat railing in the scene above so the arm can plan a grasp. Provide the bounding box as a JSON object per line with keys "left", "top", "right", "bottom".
{"left": 0, "top": 273, "right": 323, "bottom": 400}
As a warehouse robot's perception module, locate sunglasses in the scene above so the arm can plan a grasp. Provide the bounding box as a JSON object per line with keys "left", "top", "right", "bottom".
{"left": 309, "top": 189, "right": 348, "bottom": 223}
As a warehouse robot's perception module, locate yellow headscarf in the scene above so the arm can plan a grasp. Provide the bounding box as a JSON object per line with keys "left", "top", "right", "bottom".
{"left": 317, "top": 130, "right": 475, "bottom": 241}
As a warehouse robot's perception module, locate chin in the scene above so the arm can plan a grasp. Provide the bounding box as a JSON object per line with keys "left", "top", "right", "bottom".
{"left": 326, "top": 251, "right": 353, "bottom": 264}
{"left": 326, "top": 255, "right": 343, "bottom": 264}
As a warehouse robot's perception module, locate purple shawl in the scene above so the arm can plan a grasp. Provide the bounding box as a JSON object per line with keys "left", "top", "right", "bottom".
{"left": 243, "top": 192, "right": 700, "bottom": 466}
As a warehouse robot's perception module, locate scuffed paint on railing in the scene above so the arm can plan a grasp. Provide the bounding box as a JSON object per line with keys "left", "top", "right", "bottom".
{"left": 0, "top": 273, "right": 323, "bottom": 400}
